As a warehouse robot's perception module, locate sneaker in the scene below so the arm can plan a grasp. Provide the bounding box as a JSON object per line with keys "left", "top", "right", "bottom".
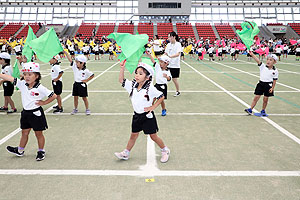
{"left": 36, "top": 151, "right": 45, "bottom": 161}
{"left": 114, "top": 150, "right": 129, "bottom": 160}
{"left": 85, "top": 109, "right": 91, "bottom": 115}
{"left": 160, "top": 149, "right": 170, "bottom": 163}
{"left": 244, "top": 108, "right": 252, "bottom": 115}
{"left": 0, "top": 107, "right": 8, "bottom": 111}
{"left": 6, "top": 146, "right": 24, "bottom": 157}
{"left": 53, "top": 105, "right": 59, "bottom": 109}
{"left": 173, "top": 91, "right": 181, "bottom": 97}
{"left": 53, "top": 107, "right": 63, "bottom": 113}
{"left": 162, "top": 109, "right": 167, "bottom": 116}
{"left": 70, "top": 109, "right": 78, "bottom": 115}
{"left": 261, "top": 110, "right": 268, "bottom": 117}
{"left": 7, "top": 108, "right": 17, "bottom": 114}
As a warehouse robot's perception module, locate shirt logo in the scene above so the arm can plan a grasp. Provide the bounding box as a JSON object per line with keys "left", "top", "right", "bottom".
{"left": 31, "top": 92, "right": 39, "bottom": 96}
{"left": 82, "top": 73, "right": 85, "bottom": 77}
{"left": 272, "top": 72, "right": 275, "bottom": 75}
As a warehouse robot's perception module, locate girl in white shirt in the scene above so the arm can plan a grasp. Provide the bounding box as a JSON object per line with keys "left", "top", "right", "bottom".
{"left": 115, "top": 60, "right": 170, "bottom": 163}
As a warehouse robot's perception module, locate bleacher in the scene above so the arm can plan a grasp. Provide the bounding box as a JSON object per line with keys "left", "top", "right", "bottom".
{"left": 137, "top": 23, "right": 153, "bottom": 39}
{"left": 195, "top": 23, "right": 216, "bottom": 41}
{"left": 0, "top": 22, "right": 24, "bottom": 39}
{"left": 176, "top": 23, "right": 195, "bottom": 39}
{"left": 117, "top": 23, "right": 134, "bottom": 34}
{"left": 157, "top": 23, "right": 173, "bottom": 39}
{"left": 233, "top": 23, "right": 242, "bottom": 31}
{"left": 215, "top": 23, "right": 236, "bottom": 38}
{"left": 0, "top": 22, "right": 5, "bottom": 29}
{"left": 16, "top": 23, "right": 41, "bottom": 38}
{"left": 96, "top": 23, "right": 115, "bottom": 38}
{"left": 267, "top": 23, "right": 283, "bottom": 26}
{"left": 288, "top": 23, "right": 300, "bottom": 36}
{"left": 75, "top": 23, "right": 96, "bottom": 39}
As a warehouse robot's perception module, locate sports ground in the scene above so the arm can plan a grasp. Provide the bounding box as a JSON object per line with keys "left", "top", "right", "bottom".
{"left": 0, "top": 54, "right": 300, "bottom": 199}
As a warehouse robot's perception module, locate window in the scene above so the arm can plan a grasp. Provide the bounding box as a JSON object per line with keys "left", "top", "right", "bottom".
{"left": 37, "top": 14, "right": 45, "bottom": 20}
{"left": 6, "top": 7, "right": 14, "bottom": 13}
{"left": 38, "top": 7, "right": 46, "bottom": 13}
{"left": 196, "top": 8, "right": 203, "bottom": 13}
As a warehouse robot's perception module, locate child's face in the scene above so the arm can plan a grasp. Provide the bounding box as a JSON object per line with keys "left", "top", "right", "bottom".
{"left": 0, "top": 58, "right": 4, "bottom": 65}
{"left": 168, "top": 35, "right": 175, "bottom": 43}
{"left": 23, "top": 72, "right": 39, "bottom": 85}
{"left": 49, "top": 58, "right": 56, "bottom": 65}
{"left": 76, "top": 60, "right": 84, "bottom": 69}
{"left": 266, "top": 57, "right": 276, "bottom": 66}
{"left": 134, "top": 68, "right": 149, "bottom": 83}
{"left": 159, "top": 60, "right": 168, "bottom": 70}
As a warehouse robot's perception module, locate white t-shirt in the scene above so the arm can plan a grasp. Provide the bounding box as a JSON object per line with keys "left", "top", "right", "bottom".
{"left": 296, "top": 48, "right": 300, "bottom": 52}
{"left": 275, "top": 48, "right": 282, "bottom": 54}
{"left": 14, "top": 78, "right": 53, "bottom": 110}
{"left": 230, "top": 48, "right": 235, "bottom": 54}
{"left": 93, "top": 45, "right": 99, "bottom": 52}
{"left": 154, "top": 62, "right": 172, "bottom": 85}
{"left": 51, "top": 64, "right": 63, "bottom": 81}
{"left": 68, "top": 45, "right": 75, "bottom": 51}
{"left": 153, "top": 40, "right": 160, "bottom": 52}
{"left": 82, "top": 46, "right": 90, "bottom": 53}
{"left": 71, "top": 62, "right": 94, "bottom": 83}
{"left": 208, "top": 47, "right": 214, "bottom": 54}
{"left": 165, "top": 42, "right": 181, "bottom": 68}
{"left": 122, "top": 79, "right": 163, "bottom": 114}
{"left": 14, "top": 45, "right": 22, "bottom": 52}
{"left": 1, "top": 64, "right": 13, "bottom": 76}
{"left": 259, "top": 63, "right": 279, "bottom": 82}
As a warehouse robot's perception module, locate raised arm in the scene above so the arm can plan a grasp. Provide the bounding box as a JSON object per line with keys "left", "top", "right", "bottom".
{"left": 249, "top": 51, "right": 261, "bottom": 64}
{"left": 0, "top": 74, "right": 14, "bottom": 83}
{"left": 145, "top": 51, "right": 156, "bottom": 63}
{"left": 64, "top": 50, "right": 73, "bottom": 63}
{"left": 119, "top": 60, "right": 126, "bottom": 84}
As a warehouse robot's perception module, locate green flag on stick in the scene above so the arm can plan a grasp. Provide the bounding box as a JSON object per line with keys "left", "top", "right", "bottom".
{"left": 22, "top": 25, "right": 37, "bottom": 62}
{"left": 236, "top": 21, "right": 260, "bottom": 50}
{"left": 29, "top": 27, "right": 63, "bottom": 63}
{"left": 107, "top": 33, "right": 149, "bottom": 73}
{"left": 12, "top": 60, "right": 20, "bottom": 90}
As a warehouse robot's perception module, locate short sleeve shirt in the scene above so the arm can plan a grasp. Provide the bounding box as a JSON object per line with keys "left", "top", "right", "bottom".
{"left": 71, "top": 61, "right": 94, "bottom": 82}
{"left": 259, "top": 63, "right": 278, "bottom": 82}
{"left": 51, "top": 64, "right": 63, "bottom": 81}
{"left": 165, "top": 42, "right": 181, "bottom": 68}
{"left": 154, "top": 62, "right": 172, "bottom": 84}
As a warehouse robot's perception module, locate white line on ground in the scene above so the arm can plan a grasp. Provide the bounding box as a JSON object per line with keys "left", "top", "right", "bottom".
{"left": 139, "top": 135, "right": 159, "bottom": 176}
{"left": 183, "top": 60, "right": 300, "bottom": 145}
{"left": 0, "top": 61, "right": 120, "bottom": 146}
{"left": 58, "top": 90, "right": 300, "bottom": 93}
{"left": 0, "top": 169, "right": 299, "bottom": 177}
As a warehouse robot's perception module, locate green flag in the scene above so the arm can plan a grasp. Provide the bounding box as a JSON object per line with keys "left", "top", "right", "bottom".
{"left": 107, "top": 33, "right": 149, "bottom": 73}
{"left": 12, "top": 60, "right": 20, "bottom": 90}
{"left": 29, "top": 27, "right": 63, "bottom": 63}
{"left": 22, "top": 25, "right": 37, "bottom": 62}
{"left": 141, "top": 57, "right": 158, "bottom": 69}
{"left": 236, "top": 21, "right": 260, "bottom": 49}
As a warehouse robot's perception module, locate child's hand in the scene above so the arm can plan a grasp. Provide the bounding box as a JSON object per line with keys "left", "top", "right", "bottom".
{"left": 120, "top": 60, "right": 126, "bottom": 69}
{"left": 269, "top": 88, "right": 274, "bottom": 93}
{"left": 145, "top": 51, "right": 151, "bottom": 56}
{"left": 144, "top": 106, "right": 154, "bottom": 113}
{"left": 35, "top": 100, "right": 45, "bottom": 106}
{"left": 163, "top": 73, "right": 168, "bottom": 78}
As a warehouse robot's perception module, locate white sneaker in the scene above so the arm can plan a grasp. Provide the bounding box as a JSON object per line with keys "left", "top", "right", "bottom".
{"left": 114, "top": 150, "right": 129, "bottom": 160}
{"left": 86, "top": 109, "right": 91, "bottom": 115}
{"left": 173, "top": 91, "right": 181, "bottom": 97}
{"left": 160, "top": 149, "right": 170, "bottom": 163}
{"left": 70, "top": 109, "right": 78, "bottom": 115}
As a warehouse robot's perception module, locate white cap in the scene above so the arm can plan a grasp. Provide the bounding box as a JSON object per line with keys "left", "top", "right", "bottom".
{"left": 53, "top": 55, "right": 60, "bottom": 60}
{"left": 0, "top": 52, "right": 11, "bottom": 60}
{"left": 267, "top": 54, "right": 278, "bottom": 61}
{"left": 21, "top": 62, "right": 40, "bottom": 73}
{"left": 137, "top": 62, "right": 154, "bottom": 77}
{"left": 158, "top": 55, "right": 170, "bottom": 63}
{"left": 75, "top": 55, "right": 87, "bottom": 63}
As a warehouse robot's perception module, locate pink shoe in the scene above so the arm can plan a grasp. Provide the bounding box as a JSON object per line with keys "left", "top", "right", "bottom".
{"left": 160, "top": 149, "right": 170, "bottom": 163}
{"left": 114, "top": 150, "right": 129, "bottom": 160}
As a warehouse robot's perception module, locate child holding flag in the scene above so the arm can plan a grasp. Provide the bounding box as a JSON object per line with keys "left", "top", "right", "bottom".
{"left": 244, "top": 51, "right": 278, "bottom": 117}
{"left": 64, "top": 51, "right": 94, "bottom": 115}
{"left": 0, "top": 62, "right": 57, "bottom": 161}
{"left": 0, "top": 52, "right": 17, "bottom": 113}
{"left": 114, "top": 60, "right": 170, "bottom": 163}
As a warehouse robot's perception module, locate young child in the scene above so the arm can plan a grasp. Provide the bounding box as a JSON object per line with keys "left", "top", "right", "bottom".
{"left": 283, "top": 44, "right": 288, "bottom": 59}
{"left": 147, "top": 52, "right": 172, "bottom": 116}
{"left": 197, "top": 45, "right": 204, "bottom": 60}
{"left": 64, "top": 51, "right": 94, "bottom": 115}
{"left": 49, "top": 55, "right": 64, "bottom": 113}
{"left": 108, "top": 43, "right": 114, "bottom": 60}
{"left": 217, "top": 46, "right": 223, "bottom": 61}
{"left": 93, "top": 43, "right": 100, "bottom": 60}
{"left": 207, "top": 45, "right": 215, "bottom": 61}
{"left": 0, "top": 62, "right": 57, "bottom": 161}
{"left": 82, "top": 45, "right": 90, "bottom": 60}
{"left": 244, "top": 51, "right": 278, "bottom": 117}
{"left": 115, "top": 60, "right": 170, "bottom": 163}
{"left": 0, "top": 52, "right": 17, "bottom": 113}
{"left": 275, "top": 45, "right": 282, "bottom": 61}
{"left": 230, "top": 47, "right": 236, "bottom": 60}
{"left": 295, "top": 45, "right": 300, "bottom": 61}
{"left": 68, "top": 41, "right": 76, "bottom": 60}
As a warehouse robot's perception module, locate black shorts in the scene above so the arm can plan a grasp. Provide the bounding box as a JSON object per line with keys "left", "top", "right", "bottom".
{"left": 218, "top": 52, "right": 222, "bottom": 57}
{"left": 296, "top": 52, "right": 300, "bottom": 56}
{"left": 52, "top": 80, "right": 63, "bottom": 95}
{"left": 231, "top": 53, "right": 236, "bottom": 56}
{"left": 276, "top": 53, "right": 281, "bottom": 57}
{"left": 235, "top": 50, "right": 239, "bottom": 54}
{"left": 16, "top": 52, "right": 22, "bottom": 56}
{"left": 154, "top": 51, "right": 162, "bottom": 56}
{"left": 70, "top": 51, "right": 75, "bottom": 55}
{"left": 254, "top": 81, "right": 274, "bottom": 97}
{"left": 155, "top": 83, "right": 167, "bottom": 99}
{"left": 189, "top": 50, "right": 194, "bottom": 54}
{"left": 222, "top": 50, "right": 226, "bottom": 54}
{"left": 181, "top": 52, "right": 184, "bottom": 57}
{"left": 198, "top": 52, "right": 202, "bottom": 57}
{"left": 83, "top": 52, "right": 89, "bottom": 55}
{"left": 21, "top": 107, "right": 48, "bottom": 131}
{"left": 3, "top": 81, "right": 14, "bottom": 96}
{"left": 169, "top": 68, "right": 180, "bottom": 78}
{"left": 132, "top": 112, "right": 159, "bottom": 134}
{"left": 209, "top": 53, "right": 213, "bottom": 57}
{"left": 109, "top": 51, "right": 113, "bottom": 55}
{"left": 284, "top": 50, "right": 288, "bottom": 54}
{"left": 72, "top": 82, "right": 88, "bottom": 97}
{"left": 100, "top": 50, "right": 104, "bottom": 54}
{"left": 94, "top": 51, "right": 99, "bottom": 55}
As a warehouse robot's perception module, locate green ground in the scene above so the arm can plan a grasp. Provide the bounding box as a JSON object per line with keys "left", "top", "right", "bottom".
{"left": 0, "top": 54, "right": 299, "bottom": 199}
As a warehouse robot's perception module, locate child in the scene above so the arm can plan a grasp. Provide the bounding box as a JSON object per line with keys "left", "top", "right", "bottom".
{"left": 295, "top": 45, "right": 300, "bottom": 61}
{"left": 49, "top": 55, "right": 64, "bottom": 113}
{"left": 147, "top": 52, "right": 172, "bottom": 116}
{"left": 217, "top": 46, "right": 223, "bottom": 61}
{"left": 68, "top": 41, "right": 76, "bottom": 60}
{"left": 207, "top": 45, "right": 214, "bottom": 61}
{"left": 197, "top": 46, "right": 204, "bottom": 60}
{"left": 283, "top": 44, "right": 288, "bottom": 59}
{"left": 115, "top": 60, "right": 170, "bottom": 163}
{"left": 14, "top": 43, "right": 22, "bottom": 56}
{"left": 108, "top": 43, "right": 114, "bottom": 60}
{"left": 247, "top": 46, "right": 254, "bottom": 61}
{"left": 93, "top": 43, "right": 100, "bottom": 60}
{"left": 0, "top": 52, "right": 17, "bottom": 113}
{"left": 275, "top": 45, "right": 282, "bottom": 61}
{"left": 64, "top": 51, "right": 94, "bottom": 115}
{"left": 0, "top": 62, "right": 57, "bottom": 161}
{"left": 82, "top": 45, "right": 90, "bottom": 60}
{"left": 230, "top": 47, "right": 236, "bottom": 60}
{"left": 244, "top": 51, "right": 278, "bottom": 117}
